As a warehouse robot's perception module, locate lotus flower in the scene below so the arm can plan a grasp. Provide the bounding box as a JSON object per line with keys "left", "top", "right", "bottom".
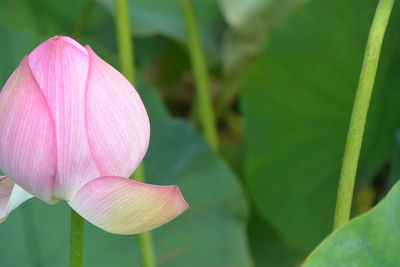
{"left": 0, "top": 36, "right": 188, "bottom": 234}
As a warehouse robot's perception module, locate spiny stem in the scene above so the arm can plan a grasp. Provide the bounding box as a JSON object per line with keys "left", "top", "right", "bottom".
{"left": 180, "top": 0, "right": 219, "bottom": 151}
{"left": 70, "top": 209, "right": 84, "bottom": 267}
{"left": 115, "top": 0, "right": 156, "bottom": 266}
{"left": 333, "top": 0, "right": 395, "bottom": 230}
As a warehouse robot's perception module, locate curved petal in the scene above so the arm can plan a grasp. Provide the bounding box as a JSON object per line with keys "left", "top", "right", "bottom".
{"left": 85, "top": 47, "right": 150, "bottom": 178}
{"left": 28, "top": 36, "right": 100, "bottom": 200}
{"left": 69, "top": 176, "right": 188, "bottom": 234}
{"left": 0, "top": 176, "right": 33, "bottom": 222}
{"left": 0, "top": 58, "right": 57, "bottom": 201}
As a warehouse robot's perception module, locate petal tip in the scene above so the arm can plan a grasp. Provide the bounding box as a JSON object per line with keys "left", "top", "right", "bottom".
{"left": 0, "top": 177, "right": 33, "bottom": 222}
{"left": 58, "top": 36, "right": 87, "bottom": 55}
{"left": 0, "top": 210, "right": 8, "bottom": 223}
{"left": 173, "top": 185, "right": 189, "bottom": 212}
{"left": 30, "top": 35, "right": 88, "bottom": 58}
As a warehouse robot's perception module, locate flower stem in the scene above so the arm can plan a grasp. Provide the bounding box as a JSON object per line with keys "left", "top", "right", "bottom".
{"left": 137, "top": 225, "right": 156, "bottom": 267}
{"left": 132, "top": 164, "right": 156, "bottom": 267}
{"left": 333, "top": 0, "right": 395, "bottom": 230}
{"left": 180, "top": 0, "right": 219, "bottom": 151}
{"left": 70, "top": 209, "right": 84, "bottom": 267}
{"left": 115, "top": 0, "right": 156, "bottom": 266}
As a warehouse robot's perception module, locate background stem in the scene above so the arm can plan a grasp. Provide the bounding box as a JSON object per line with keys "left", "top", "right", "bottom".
{"left": 116, "top": 0, "right": 135, "bottom": 83}
{"left": 70, "top": 209, "right": 84, "bottom": 267}
{"left": 73, "top": 0, "right": 94, "bottom": 37}
{"left": 180, "top": 0, "right": 219, "bottom": 151}
{"left": 333, "top": 0, "right": 395, "bottom": 230}
{"left": 115, "top": 0, "right": 156, "bottom": 266}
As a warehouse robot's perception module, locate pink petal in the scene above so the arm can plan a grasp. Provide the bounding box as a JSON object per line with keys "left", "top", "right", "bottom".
{"left": 0, "top": 176, "right": 34, "bottom": 222}
{"left": 28, "top": 36, "right": 100, "bottom": 200}
{"left": 0, "top": 58, "right": 57, "bottom": 202}
{"left": 69, "top": 176, "right": 188, "bottom": 234}
{"left": 58, "top": 36, "right": 88, "bottom": 55}
{"left": 85, "top": 46, "right": 150, "bottom": 178}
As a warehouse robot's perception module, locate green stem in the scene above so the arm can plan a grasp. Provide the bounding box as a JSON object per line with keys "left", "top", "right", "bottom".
{"left": 73, "top": 0, "right": 95, "bottom": 37}
{"left": 333, "top": 0, "right": 395, "bottom": 230}
{"left": 70, "top": 209, "right": 84, "bottom": 267}
{"left": 116, "top": 0, "right": 135, "bottom": 83}
{"left": 115, "top": 1, "right": 156, "bottom": 266}
{"left": 180, "top": 0, "right": 219, "bottom": 151}
{"left": 137, "top": 229, "right": 156, "bottom": 267}
{"left": 132, "top": 165, "right": 156, "bottom": 267}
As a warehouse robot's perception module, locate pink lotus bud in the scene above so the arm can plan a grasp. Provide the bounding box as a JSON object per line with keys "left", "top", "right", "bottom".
{"left": 0, "top": 36, "right": 188, "bottom": 234}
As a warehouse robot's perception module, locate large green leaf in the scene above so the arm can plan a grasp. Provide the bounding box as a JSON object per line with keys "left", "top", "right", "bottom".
{"left": 304, "top": 181, "right": 400, "bottom": 266}
{"left": 0, "top": 0, "right": 118, "bottom": 52}
{"left": 242, "top": 0, "right": 400, "bottom": 251}
{"left": 248, "top": 211, "right": 305, "bottom": 267}
{"left": 0, "top": 28, "right": 41, "bottom": 85}
{"left": 0, "top": 0, "right": 84, "bottom": 35}
{"left": 0, "top": 32, "right": 251, "bottom": 266}
{"left": 216, "top": 0, "right": 308, "bottom": 117}
{"left": 98, "top": 0, "right": 224, "bottom": 55}
{"left": 219, "top": 0, "right": 306, "bottom": 73}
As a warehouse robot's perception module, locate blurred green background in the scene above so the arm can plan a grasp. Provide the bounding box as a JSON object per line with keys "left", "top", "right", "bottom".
{"left": 1, "top": 0, "right": 400, "bottom": 266}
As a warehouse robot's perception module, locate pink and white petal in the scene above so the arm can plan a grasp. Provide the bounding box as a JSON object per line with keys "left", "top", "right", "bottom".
{"left": 0, "top": 58, "right": 57, "bottom": 202}
{"left": 69, "top": 176, "right": 188, "bottom": 234}
{"left": 29, "top": 36, "right": 100, "bottom": 200}
{"left": 85, "top": 47, "right": 150, "bottom": 178}
{"left": 0, "top": 177, "right": 33, "bottom": 222}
